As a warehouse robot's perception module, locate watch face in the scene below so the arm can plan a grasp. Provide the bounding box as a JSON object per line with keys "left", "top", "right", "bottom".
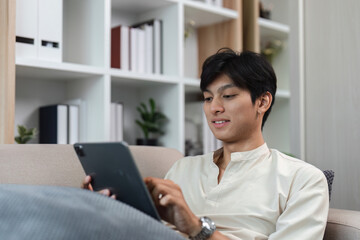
{"left": 201, "top": 217, "right": 216, "bottom": 236}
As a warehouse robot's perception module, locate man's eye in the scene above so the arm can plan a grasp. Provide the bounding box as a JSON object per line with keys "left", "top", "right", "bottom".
{"left": 223, "top": 94, "right": 236, "bottom": 99}
{"left": 204, "top": 97, "right": 212, "bottom": 102}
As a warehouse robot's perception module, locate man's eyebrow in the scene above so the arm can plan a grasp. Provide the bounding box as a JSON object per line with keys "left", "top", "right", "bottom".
{"left": 217, "top": 83, "right": 236, "bottom": 93}
{"left": 203, "top": 83, "right": 236, "bottom": 94}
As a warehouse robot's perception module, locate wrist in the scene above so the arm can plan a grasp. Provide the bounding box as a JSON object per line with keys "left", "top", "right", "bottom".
{"left": 188, "top": 216, "right": 202, "bottom": 237}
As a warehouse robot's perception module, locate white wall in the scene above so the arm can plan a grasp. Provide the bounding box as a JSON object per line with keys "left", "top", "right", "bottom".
{"left": 304, "top": 0, "right": 360, "bottom": 211}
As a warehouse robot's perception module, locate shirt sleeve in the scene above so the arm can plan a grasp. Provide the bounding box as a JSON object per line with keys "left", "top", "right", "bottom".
{"left": 268, "top": 166, "right": 329, "bottom": 240}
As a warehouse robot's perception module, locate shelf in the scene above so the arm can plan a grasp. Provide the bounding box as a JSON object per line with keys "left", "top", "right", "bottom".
{"left": 183, "top": 77, "right": 200, "bottom": 87}
{"left": 258, "top": 18, "right": 290, "bottom": 40}
{"left": 111, "top": 0, "right": 175, "bottom": 13}
{"left": 16, "top": 58, "right": 104, "bottom": 80}
{"left": 110, "top": 69, "right": 179, "bottom": 87}
{"left": 184, "top": 1, "right": 238, "bottom": 27}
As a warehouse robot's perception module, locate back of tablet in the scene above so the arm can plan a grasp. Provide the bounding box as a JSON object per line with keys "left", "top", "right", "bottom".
{"left": 74, "top": 142, "right": 161, "bottom": 221}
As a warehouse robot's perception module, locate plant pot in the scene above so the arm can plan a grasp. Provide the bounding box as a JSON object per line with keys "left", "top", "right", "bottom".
{"left": 136, "top": 138, "right": 158, "bottom": 146}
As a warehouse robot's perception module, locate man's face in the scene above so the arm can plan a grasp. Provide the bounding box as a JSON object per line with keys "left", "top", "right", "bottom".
{"left": 202, "top": 75, "right": 261, "bottom": 144}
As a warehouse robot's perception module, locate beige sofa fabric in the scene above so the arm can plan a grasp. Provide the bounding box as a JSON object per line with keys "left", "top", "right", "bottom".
{"left": 0, "top": 144, "right": 85, "bottom": 187}
{"left": 1, "top": 144, "right": 359, "bottom": 240}
{"left": 324, "top": 208, "right": 360, "bottom": 240}
{"left": 129, "top": 145, "right": 183, "bottom": 179}
{"left": 0, "top": 144, "right": 183, "bottom": 187}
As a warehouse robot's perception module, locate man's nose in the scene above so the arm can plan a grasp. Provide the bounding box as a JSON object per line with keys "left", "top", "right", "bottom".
{"left": 210, "top": 98, "right": 224, "bottom": 114}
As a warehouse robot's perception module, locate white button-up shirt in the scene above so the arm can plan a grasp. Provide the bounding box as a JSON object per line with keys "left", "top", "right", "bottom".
{"left": 165, "top": 143, "right": 329, "bottom": 240}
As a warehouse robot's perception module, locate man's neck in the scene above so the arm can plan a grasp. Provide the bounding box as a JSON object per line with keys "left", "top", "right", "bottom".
{"left": 219, "top": 133, "right": 265, "bottom": 170}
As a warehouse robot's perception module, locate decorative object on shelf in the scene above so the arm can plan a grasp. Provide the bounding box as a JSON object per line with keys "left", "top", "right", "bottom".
{"left": 184, "top": 19, "right": 196, "bottom": 40}
{"left": 135, "top": 98, "right": 167, "bottom": 146}
{"left": 14, "top": 125, "right": 37, "bottom": 144}
{"left": 261, "top": 39, "right": 283, "bottom": 64}
{"left": 259, "top": 1, "right": 272, "bottom": 20}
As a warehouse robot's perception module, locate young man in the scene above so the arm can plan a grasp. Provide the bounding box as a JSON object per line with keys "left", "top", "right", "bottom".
{"left": 84, "top": 49, "right": 329, "bottom": 239}
{"left": 144, "top": 49, "right": 329, "bottom": 239}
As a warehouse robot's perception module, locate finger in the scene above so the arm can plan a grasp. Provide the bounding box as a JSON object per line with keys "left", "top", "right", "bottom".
{"left": 110, "top": 194, "right": 116, "bottom": 200}
{"left": 99, "top": 189, "right": 111, "bottom": 196}
{"left": 82, "top": 175, "right": 92, "bottom": 189}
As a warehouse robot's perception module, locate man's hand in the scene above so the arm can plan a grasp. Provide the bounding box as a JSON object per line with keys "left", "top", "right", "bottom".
{"left": 81, "top": 175, "right": 116, "bottom": 199}
{"left": 144, "top": 177, "right": 202, "bottom": 237}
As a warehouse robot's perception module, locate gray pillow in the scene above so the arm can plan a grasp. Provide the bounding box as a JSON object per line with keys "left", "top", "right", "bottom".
{"left": 0, "top": 184, "right": 185, "bottom": 240}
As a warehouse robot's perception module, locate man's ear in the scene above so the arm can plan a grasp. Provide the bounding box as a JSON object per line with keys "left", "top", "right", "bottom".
{"left": 257, "top": 91, "right": 272, "bottom": 114}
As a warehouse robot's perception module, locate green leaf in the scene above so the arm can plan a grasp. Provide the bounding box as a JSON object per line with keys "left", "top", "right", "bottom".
{"left": 149, "top": 98, "right": 156, "bottom": 114}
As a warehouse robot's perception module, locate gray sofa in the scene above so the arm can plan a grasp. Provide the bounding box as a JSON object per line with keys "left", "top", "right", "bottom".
{"left": 0, "top": 144, "right": 359, "bottom": 239}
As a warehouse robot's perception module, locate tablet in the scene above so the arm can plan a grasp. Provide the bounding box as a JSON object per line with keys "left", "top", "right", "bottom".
{"left": 73, "top": 142, "right": 161, "bottom": 221}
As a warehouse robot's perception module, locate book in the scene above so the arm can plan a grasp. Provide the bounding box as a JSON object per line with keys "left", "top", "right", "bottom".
{"left": 137, "top": 28, "right": 145, "bottom": 74}
{"left": 111, "top": 26, "right": 121, "bottom": 68}
{"left": 153, "top": 19, "right": 162, "bottom": 74}
{"left": 144, "top": 24, "right": 153, "bottom": 74}
{"left": 110, "top": 102, "right": 124, "bottom": 142}
{"left": 120, "top": 25, "right": 130, "bottom": 71}
{"left": 68, "top": 105, "right": 79, "bottom": 144}
{"left": 131, "top": 19, "right": 163, "bottom": 74}
{"left": 130, "top": 28, "right": 138, "bottom": 72}
{"left": 39, "top": 104, "right": 68, "bottom": 144}
{"left": 110, "top": 103, "right": 117, "bottom": 141}
{"left": 116, "top": 103, "right": 124, "bottom": 141}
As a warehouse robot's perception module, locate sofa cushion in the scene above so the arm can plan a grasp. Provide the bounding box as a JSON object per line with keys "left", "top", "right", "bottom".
{"left": 324, "top": 208, "right": 360, "bottom": 240}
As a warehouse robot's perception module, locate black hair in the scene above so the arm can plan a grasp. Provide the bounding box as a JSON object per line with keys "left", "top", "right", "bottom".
{"left": 200, "top": 48, "right": 277, "bottom": 129}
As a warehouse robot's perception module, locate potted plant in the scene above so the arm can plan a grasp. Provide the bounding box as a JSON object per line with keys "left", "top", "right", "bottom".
{"left": 14, "top": 125, "right": 37, "bottom": 144}
{"left": 135, "top": 98, "right": 167, "bottom": 146}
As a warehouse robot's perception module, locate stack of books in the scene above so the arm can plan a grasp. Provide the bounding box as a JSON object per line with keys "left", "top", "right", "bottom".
{"left": 39, "top": 104, "right": 79, "bottom": 144}
{"left": 111, "top": 19, "right": 162, "bottom": 74}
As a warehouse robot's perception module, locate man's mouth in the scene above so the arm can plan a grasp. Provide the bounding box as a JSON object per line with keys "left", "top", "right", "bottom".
{"left": 213, "top": 120, "right": 229, "bottom": 124}
{"left": 212, "top": 120, "right": 230, "bottom": 128}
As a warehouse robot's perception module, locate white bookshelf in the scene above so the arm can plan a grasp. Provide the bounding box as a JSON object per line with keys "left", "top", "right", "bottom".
{"left": 259, "top": 0, "right": 293, "bottom": 154}
{"left": 14, "top": 0, "right": 238, "bottom": 153}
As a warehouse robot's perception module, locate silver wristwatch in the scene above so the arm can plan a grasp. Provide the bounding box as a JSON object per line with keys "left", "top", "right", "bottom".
{"left": 189, "top": 216, "right": 216, "bottom": 240}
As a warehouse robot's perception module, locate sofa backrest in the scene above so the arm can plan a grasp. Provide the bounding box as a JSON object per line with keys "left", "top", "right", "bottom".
{"left": 0, "top": 144, "right": 85, "bottom": 187}
{"left": 0, "top": 144, "right": 184, "bottom": 188}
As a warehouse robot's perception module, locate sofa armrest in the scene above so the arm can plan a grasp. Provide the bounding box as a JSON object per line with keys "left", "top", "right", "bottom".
{"left": 324, "top": 208, "right": 360, "bottom": 240}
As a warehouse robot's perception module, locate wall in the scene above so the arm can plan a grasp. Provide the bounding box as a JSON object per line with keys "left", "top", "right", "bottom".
{"left": 304, "top": 0, "right": 360, "bottom": 211}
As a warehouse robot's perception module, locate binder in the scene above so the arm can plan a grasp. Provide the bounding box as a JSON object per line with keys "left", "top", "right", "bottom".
{"left": 15, "top": 0, "right": 38, "bottom": 59}
{"left": 38, "top": 0, "right": 63, "bottom": 62}
{"left": 39, "top": 105, "right": 68, "bottom": 144}
{"left": 15, "top": 0, "right": 62, "bottom": 62}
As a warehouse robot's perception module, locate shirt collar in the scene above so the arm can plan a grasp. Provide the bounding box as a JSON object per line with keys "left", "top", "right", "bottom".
{"left": 229, "top": 143, "right": 270, "bottom": 162}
